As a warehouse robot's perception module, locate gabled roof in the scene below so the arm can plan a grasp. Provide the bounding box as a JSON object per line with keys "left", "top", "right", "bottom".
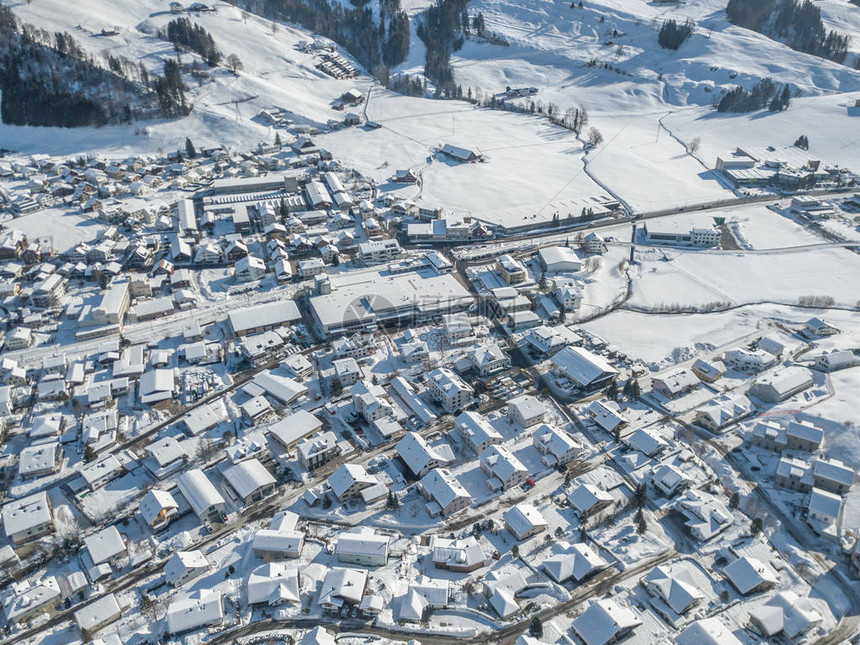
{"left": 568, "top": 483, "right": 612, "bottom": 514}
{"left": 675, "top": 618, "right": 743, "bottom": 645}
{"left": 542, "top": 543, "right": 606, "bottom": 582}
{"left": 572, "top": 599, "right": 642, "bottom": 645}
{"left": 748, "top": 590, "right": 822, "bottom": 638}
{"left": 641, "top": 565, "right": 704, "bottom": 614}
{"left": 723, "top": 556, "right": 778, "bottom": 595}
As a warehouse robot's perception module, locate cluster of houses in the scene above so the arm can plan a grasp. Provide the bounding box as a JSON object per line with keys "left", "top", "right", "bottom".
{"left": 715, "top": 145, "right": 857, "bottom": 190}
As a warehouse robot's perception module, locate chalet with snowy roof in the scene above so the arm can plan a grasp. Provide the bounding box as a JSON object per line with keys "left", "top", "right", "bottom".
{"left": 480, "top": 444, "right": 528, "bottom": 491}
{"left": 335, "top": 528, "right": 390, "bottom": 567}
{"left": 2, "top": 491, "right": 54, "bottom": 545}
{"left": 430, "top": 536, "right": 487, "bottom": 572}
{"left": 533, "top": 423, "right": 581, "bottom": 466}
{"left": 139, "top": 489, "right": 180, "bottom": 531}
{"left": 165, "top": 550, "right": 209, "bottom": 587}
{"left": 419, "top": 468, "right": 472, "bottom": 517}
{"left": 504, "top": 503, "right": 548, "bottom": 540}
{"left": 318, "top": 568, "right": 367, "bottom": 612}
{"left": 651, "top": 367, "right": 699, "bottom": 398}
{"left": 440, "top": 144, "right": 483, "bottom": 163}
{"left": 673, "top": 489, "right": 733, "bottom": 542}
{"left": 572, "top": 598, "right": 642, "bottom": 645}
{"left": 247, "top": 562, "right": 300, "bottom": 606}
{"left": 552, "top": 346, "right": 618, "bottom": 391}
{"left": 456, "top": 411, "right": 502, "bottom": 455}
{"left": 748, "top": 590, "right": 823, "bottom": 640}
{"left": 542, "top": 543, "right": 607, "bottom": 583}
{"left": 507, "top": 394, "right": 546, "bottom": 428}
{"left": 722, "top": 556, "right": 778, "bottom": 595}
{"left": 396, "top": 432, "right": 454, "bottom": 479}
{"left": 568, "top": 483, "right": 613, "bottom": 517}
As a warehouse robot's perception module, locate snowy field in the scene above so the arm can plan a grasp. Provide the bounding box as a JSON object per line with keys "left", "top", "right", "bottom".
{"left": 2, "top": 208, "right": 107, "bottom": 253}
{"left": 628, "top": 245, "right": 860, "bottom": 308}
{"left": 318, "top": 91, "right": 609, "bottom": 228}
{"left": 582, "top": 305, "right": 786, "bottom": 368}
{"left": 584, "top": 111, "right": 734, "bottom": 212}
{"left": 727, "top": 204, "right": 825, "bottom": 250}
{"left": 663, "top": 92, "right": 860, "bottom": 174}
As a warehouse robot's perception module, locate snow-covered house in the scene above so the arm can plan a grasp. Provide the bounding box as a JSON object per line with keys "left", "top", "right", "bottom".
{"left": 572, "top": 598, "right": 642, "bottom": 645}
{"left": 335, "top": 528, "right": 390, "bottom": 567}
{"left": 419, "top": 468, "right": 472, "bottom": 517}
{"left": 507, "top": 394, "right": 546, "bottom": 428}
{"left": 165, "top": 550, "right": 209, "bottom": 587}
{"left": 542, "top": 543, "right": 607, "bottom": 583}
{"left": 533, "top": 423, "right": 581, "bottom": 466}
{"left": 479, "top": 444, "right": 528, "bottom": 491}
{"left": 456, "top": 411, "right": 502, "bottom": 455}
{"left": 503, "top": 503, "right": 548, "bottom": 540}
{"left": 722, "top": 556, "right": 778, "bottom": 596}
{"left": 166, "top": 589, "right": 223, "bottom": 636}
{"left": 396, "top": 432, "right": 454, "bottom": 479}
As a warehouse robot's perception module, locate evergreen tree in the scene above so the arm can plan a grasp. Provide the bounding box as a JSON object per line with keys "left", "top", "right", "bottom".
{"left": 185, "top": 137, "right": 197, "bottom": 158}
{"left": 658, "top": 18, "right": 695, "bottom": 50}
{"left": 529, "top": 617, "right": 543, "bottom": 638}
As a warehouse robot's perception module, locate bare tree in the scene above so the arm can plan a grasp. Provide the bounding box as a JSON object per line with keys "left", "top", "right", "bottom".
{"left": 241, "top": 10, "right": 249, "bottom": 24}
{"left": 226, "top": 53, "right": 243, "bottom": 76}
{"left": 271, "top": 22, "right": 279, "bottom": 36}
{"left": 688, "top": 136, "right": 701, "bottom": 154}
{"left": 587, "top": 127, "right": 604, "bottom": 147}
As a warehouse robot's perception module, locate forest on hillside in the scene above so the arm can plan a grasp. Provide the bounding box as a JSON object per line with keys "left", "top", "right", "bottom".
{"left": 239, "top": 0, "right": 409, "bottom": 78}
{"left": 0, "top": 6, "right": 190, "bottom": 127}
{"left": 726, "top": 0, "right": 850, "bottom": 63}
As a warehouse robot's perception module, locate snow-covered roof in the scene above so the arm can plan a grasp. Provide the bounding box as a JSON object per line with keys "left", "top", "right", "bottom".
{"left": 327, "top": 463, "right": 377, "bottom": 500}
{"left": 533, "top": 424, "right": 580, "bottom": 460}
{"left": 74, "top": 593, "right": 121, "bottom": 632}
{"left": 318, "top": 568, "right": 367, "bottom": 607}
{"left": 83, "top": 526, "right": 126, "bottom": 565}
{"left": 748, "top": 590, "right": 823, "bottom": 638}
{"left": 139, "top": 368, "right": 175, "bottom": 403}
{"left": 250, "top": 371, "right": 307, "bottom": 405}
{"left": 675, "top": 618, "right": 743, "bottom": 645}
{"left": 18, "top": 442, "right": 60, "bottom": 477}
{"left": 176, "top": 469, "right": 226, "bottom": 518}
{"left": 507, "top": 394, "right": 546, "bottom": 422}
{"left": 247, "top": 562, "right": 300, "bottom": 605}
{"left": 166, "top": 589, "right": 223, "bottom": 635}
{"left": 2, "top": 491, "right": 52, "bottom": 541}
{"left": 568, "top": 483, "right": 613, "bottom": 514}
{"left": 813, "top": 457, "right": 855, "bottom": 487}
{"left": 480, "top": 444, "right": 527, "bottom": 485}
{"left": 807, "top": 487, "right": 842, "bottom": 519}
{"left": 542, "top": 543, "right": 606, "bottom": 583}
{"left": 267, "top": 410, "right": 323, "bottom": 449}
{"left": 224, "top": 458, "right": 277, "bottom": 501}
{"left": 625, "top": 428, "right": 668, "bottom": 457}
{"left": 165, "top": 550, "right": 209, "bottom": 585}
{"left": 227, "top": 300, "right": 301, "bottom": 335}
{"left": 419, "top": 468, "right": 471, "bottom": 511}
{"left": 430, "top": 536, "right": 487, "bottom": 569}
{"left": 182, "top": 402, "right": 226, "bottom": 435}
{"left": 336, "top": 529, "right": 390, "bottom": 560}
{"left": 551, "top": 346, "right": 618, "bottom": 388}
{"left": 641, "top": 564, "right": 704, "bottom": 615}
{"left": 723, "top": 556, "right": 778, "bottom": 595}
{"left": 503, "top": 503, "right": 547, "bottom": 540}
{"left": 145, "top": 436, "right": 187, "bottom": 468}
{"left": 572, "top": 598, "right": 642, "bottom": 645}
{"left": 2, "top": 576, "right": 61, "bottom": 623}
{"left": 456, "top": 411, "right": 502, "bottom": 449}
